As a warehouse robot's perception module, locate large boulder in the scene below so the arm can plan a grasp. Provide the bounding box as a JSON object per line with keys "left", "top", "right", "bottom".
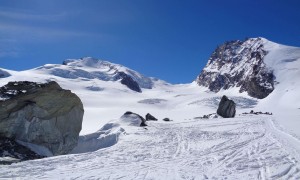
{"left": 145, "top": 113, "right": 158, "bottom": 121}
{"left": 217, "top": 95, "right": 236, "bottom": 118}
{"left": 163, "top": 118, "right": 171, "bottom": 122}
{"left": 0, "top": 81, "right": 84, "bottom": 155}
{"left": 120, "top": 111, "right": 147, "bottom": 126}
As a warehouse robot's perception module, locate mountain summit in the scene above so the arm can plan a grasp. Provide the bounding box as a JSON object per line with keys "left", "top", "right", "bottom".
{"left": 34, "top": 57, "right": 156, "bottom": 92}
{"left": 196, "top": 37, "right": 300, "bottom": 99}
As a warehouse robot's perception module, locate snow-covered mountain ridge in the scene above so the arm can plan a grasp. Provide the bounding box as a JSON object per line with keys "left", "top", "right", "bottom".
{"left": 196, "top": 37, "right": 300, "bottom": 99}
{"left": 34, "top": 57, "right": 159, "bottom": 92}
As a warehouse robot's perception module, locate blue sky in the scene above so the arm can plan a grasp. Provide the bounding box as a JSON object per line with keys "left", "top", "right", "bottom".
{"left": 0, "top": 0, "right": 300, "bottom": 83}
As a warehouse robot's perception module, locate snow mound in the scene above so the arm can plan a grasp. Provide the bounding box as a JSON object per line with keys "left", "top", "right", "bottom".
{"left": 71, "top": 123, "right": 125, "bottom": 154}
{"left": 71, "top": 112, "right": 147, "bottom": 154}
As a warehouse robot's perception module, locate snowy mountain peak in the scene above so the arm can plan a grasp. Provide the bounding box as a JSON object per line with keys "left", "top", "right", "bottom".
{"left": 62, "top": 57, "right": 123, "bottom": 70}
{"left": 196, "top": 37, "right": 275, "bottom": 99}
{"left": 33, "top": 57, "right": 156, "bottom": 92}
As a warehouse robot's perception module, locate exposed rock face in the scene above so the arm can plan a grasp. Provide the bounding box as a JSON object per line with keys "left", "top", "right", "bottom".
{"left": 121, "top": 111, "right": 147, "bottom": 126}
{"left": 196, "top": 38, "right": 274, "bottom": 99}
{"left": 145, "top": 113, "right": 158, "bottom": 121}
{"left": 115, "top": 72, "right": 142, "bottom": 93}
{"left": 0, "top": 81, "right": 84, "bottom": 155}
{"left": 0, "top": 69, "right": 10, "bottom": 78}
{"left": 0, "top": 137, "right": 44, "bottom": 165}
{"left": 217, "top": 96, "right": 236, "bottom": 118}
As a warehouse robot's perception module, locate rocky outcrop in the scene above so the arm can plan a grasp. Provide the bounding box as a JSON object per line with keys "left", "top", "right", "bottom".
{"left": 0, "top": 137, "right": 44, "bottom": 165}
{"left": 145, "top": 113, "right": 158, "bottom": 121}
{"left": 115, "top": 72, "right": 142, "bottom": 93}
{"left": 0, "top": 81, "right": 84, "bottom": 155}
{"left": 217, "top": 96, "right": 236, "bottom": 118}
{"left": 196, "top": 38, "right": 274, "bottom": 99}
{"left": 0, "top": 69, "right": 10, "bottom": 78}
{"left": 120, "top": 111, "right": 147, "bottom": 126}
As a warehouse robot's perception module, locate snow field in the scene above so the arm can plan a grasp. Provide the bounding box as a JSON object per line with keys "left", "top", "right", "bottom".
{"left": 1, "top": 116, "right": 300, "bottom": 179}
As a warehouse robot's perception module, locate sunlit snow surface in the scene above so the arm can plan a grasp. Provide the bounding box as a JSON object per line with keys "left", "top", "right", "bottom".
{"left": 0, "top": 45, "right": 300, "bottom": 179}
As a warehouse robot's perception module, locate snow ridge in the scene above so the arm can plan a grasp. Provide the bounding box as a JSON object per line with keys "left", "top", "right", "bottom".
{"left": 35, "top": 57, "right": 154, "bottom": 91}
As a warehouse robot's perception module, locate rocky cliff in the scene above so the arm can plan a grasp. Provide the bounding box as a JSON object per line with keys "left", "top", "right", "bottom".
{"left": 196, "top": 38, "right": 275, "bottom": 99}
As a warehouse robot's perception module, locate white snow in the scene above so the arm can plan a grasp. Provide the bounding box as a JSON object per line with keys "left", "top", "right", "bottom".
{"left": 70, "top": 122, "right": 125, "bottom": 154}
{"left": 0, "top": 42, "right": 300, "bottom": 179}
{"left": 1, "top": 116, "right": 300, "bottom": 179}
{"left": 34, "top": 57, "right": 157, "bottom": 89}
{"left": 256, "top": 39, "right": 300, "bottom": 139}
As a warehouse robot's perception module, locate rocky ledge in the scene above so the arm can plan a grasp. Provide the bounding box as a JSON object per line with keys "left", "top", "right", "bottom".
{"left": 196, "top": 38, "right": 274, "bottom": 99}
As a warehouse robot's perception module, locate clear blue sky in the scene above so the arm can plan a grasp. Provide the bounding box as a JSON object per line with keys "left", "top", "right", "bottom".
{"left": 0, "top": 0, "right": 299, "bottom": 83}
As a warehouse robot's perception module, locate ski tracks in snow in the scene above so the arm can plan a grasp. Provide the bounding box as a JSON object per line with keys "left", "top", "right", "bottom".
{"left": 1, "top": 116, "right": 300, "bottom": 179}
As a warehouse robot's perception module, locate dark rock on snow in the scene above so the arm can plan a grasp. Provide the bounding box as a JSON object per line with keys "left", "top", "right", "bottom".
{"left": 242, "top": 110, "right": 272, "bottom": 115}
{"left": 195, "top": 113, "right": 219, "bottom": 119}
{"left": 124, "top": 111, "right": 134, "bottom": 115}
{"left": 0, "top": 81, "right": 84, "bottom": 156}
{"left": 0, "top": 69, "right": 10, "bottom": 78}
{"left": 163, "top": 118, "right": 171, "bottom": 122}
{"left": 122, "top": 111, "right": 147, "bottom": 126}
{"left": 0, "top": 137, "right": 44, "bottom": 165}
{"left": 115, "top": 72, "right": 142, "bottom": 93}
{"left": 145, "top": 113, "right": 158, "bottom": 121}
{"left": 217, "top": 95, "right": 236, "bottom": 118}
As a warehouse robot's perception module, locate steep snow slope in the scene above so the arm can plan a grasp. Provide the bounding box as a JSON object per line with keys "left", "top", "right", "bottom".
{"left": 257, "top": 41, "right": 300, "bottom": 139}
{"left": 261, "top": 40, "right": 300, "bottom": 109}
